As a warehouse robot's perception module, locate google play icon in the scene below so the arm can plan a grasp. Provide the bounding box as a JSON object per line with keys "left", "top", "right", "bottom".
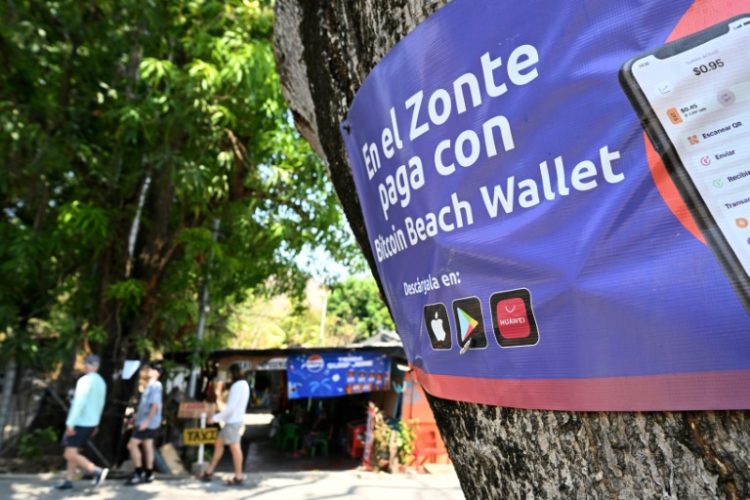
{"left": 452, "top": 297, "right": 487, "bottom": 352}
{"left": 457, "top": 307, "right": 478, "bottom": 343}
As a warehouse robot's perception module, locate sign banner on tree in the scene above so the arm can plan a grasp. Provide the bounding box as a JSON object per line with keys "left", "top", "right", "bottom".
{"left": 340, "top": 0, "right": 750, "bottom": 410}
{"left": 286, "top": 352, "right": 391, "bottom": 399}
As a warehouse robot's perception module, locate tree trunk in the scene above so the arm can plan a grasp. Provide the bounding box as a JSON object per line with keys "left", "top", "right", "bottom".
{"left": 0, "top": 358, "right": 17, "bottom": 451}
{"left": 86, "top": 158, "right": 179, "bottom": 465}
{"left": 273, "top": 2, "right": 750, "bottom": 498}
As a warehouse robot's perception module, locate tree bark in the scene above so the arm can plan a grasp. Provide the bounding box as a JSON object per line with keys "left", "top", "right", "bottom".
{"left": 0, "top": 358, "right": 17, "bottom": 451}
{"left": 273, "top": 2, "right": 750, "bottom": 498}
{"left": 89, "top": 164, "right": 178, "bottom": 465}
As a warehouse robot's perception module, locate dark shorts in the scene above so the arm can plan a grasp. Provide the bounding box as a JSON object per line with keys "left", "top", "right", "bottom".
{"left": 131, "top": 428, "right": 157, "bottom": 440}
{"left": 62, "top": 426, "right": 95, "bottom": 448}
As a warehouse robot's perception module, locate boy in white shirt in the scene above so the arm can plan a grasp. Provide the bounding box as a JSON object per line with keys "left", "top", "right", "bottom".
{"left": 125, "top": 363, "right": 163, "bottom": 485}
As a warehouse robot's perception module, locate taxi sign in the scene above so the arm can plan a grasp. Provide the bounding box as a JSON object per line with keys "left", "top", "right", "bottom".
{"left": 183, "top": 427, "right": 217, "bottom": 445}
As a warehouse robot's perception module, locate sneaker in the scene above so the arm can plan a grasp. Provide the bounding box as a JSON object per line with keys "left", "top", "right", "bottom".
{"left": 125, "top": 472, "right": 143, "bottom": 486}
{"left": 53, "top": 480, "right": 74, "bottom": 490}
{"left": 143, "top": 473, "right": 155, "bottom": 483}
{"left": 224, "top": 476, "right": 244, "bottom": 486}
{"left": 92, "top": 467, "right": 109, "bottom": 488}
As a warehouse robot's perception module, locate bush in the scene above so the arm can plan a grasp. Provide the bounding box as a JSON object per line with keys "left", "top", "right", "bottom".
{"left": 397, "top": 420, "right": 417, "bottom": 466}
{"left": 17, "top": 427, "right": 58, "bottom": 460}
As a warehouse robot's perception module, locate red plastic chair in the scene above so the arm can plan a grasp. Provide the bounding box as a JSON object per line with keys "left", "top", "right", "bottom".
{"left": 412, "top": 429, "right": 447, "bottom": 471}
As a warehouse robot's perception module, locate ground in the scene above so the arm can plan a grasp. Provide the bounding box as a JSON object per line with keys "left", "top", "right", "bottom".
{"left": 1, "top": 411, "right": 463, "bottom": 499}
{"left": 0, "top": 468, "right": 463, "bottom": 499}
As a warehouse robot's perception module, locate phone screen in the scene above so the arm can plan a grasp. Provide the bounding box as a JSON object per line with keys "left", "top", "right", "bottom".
{"left": 631, "top": 17, "right": 750, "bottom": 277}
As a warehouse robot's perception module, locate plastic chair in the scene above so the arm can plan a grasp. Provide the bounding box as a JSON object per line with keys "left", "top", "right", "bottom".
{"left": 279, "top": 423, "right": 301, "bottom": 451}
{"left": 309, "top": 434, "right": 329, "bottom": 457}
{"left": 413, "top": 429, "right": 447, "bottom": 471}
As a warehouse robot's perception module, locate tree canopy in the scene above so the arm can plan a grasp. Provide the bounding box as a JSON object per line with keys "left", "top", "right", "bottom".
{"left": 0, "top": 0, "right": 354, "bottom": 368}
{"left": 226, "top": 274, "right": 395, "bottom": 349}
{"left": 327, "top": 276, "right": 395, "bottom": 340}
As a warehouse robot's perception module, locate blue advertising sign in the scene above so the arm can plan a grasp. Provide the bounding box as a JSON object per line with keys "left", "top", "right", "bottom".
{"left": 286, "top": 353, "right": 391, "bottom": 399}
{"left": 340, "top": 0, "right": 750, "bottom": 410}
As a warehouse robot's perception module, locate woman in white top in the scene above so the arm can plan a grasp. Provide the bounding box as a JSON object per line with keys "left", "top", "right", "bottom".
{"left": 200, "top": 363, "right": 250, "bottom": 485}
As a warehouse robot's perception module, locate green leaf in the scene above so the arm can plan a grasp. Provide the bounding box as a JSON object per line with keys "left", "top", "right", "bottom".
{"left": 108, "top": 280, "right": 146, "bottom": 312}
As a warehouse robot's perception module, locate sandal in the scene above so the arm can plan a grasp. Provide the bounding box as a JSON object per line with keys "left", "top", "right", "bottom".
{"left": 224, "top": 476, "right": 244, "bottom": 486}
{"left": 198, "top": 471, "right": 213, "bottom": 482}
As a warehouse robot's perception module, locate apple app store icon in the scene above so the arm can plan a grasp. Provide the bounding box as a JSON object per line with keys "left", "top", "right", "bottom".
{"left": 424, "top": 303, "right": 452, "bottom": 350}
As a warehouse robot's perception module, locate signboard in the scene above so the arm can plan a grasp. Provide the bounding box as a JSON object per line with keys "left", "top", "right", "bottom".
{"left": 286, "top": 352, "right": 391, "bottom": 399}
{"left": 183, "top": 427, "right": 218, "bottom": 446}
{"left": 340, "top": 0, "right": 750, "bottom": 410}
{"left": 177, "top": 401, "right": 216, "bottom": 419}
{"left": 256, "top": 357, "right": 287, "bottom": 371}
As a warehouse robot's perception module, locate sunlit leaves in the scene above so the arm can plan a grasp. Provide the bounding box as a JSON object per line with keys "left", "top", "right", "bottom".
{"left": 140, "top": 58, "right": 177, "bottom": 87}
{"left": 187, "top": 59, "right": 219, "bottom": 91}
{"left": 177, "top": 226, "right": 221, "bottom": 262}
{"left": 57, "top": 201, "right": 111, "bottom": 248}
{"left": 107, "top": 280, "right": 146, "bottom": 313}
{"left": 328, "top": 276, "right": 395, "bottom": 340}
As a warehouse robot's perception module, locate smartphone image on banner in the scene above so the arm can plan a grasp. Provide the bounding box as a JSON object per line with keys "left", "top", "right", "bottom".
{"left": 620, "top": 14, "right": 750, "bottom": 314}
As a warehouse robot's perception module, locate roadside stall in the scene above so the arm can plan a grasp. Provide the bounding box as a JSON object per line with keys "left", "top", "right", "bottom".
{"left": 164, "top": 340, "right": 448, "bottom": 472}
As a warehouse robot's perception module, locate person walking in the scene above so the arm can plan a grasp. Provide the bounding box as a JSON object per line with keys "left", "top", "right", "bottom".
{"left": 125, "top": 362, "right": 164, "bottom": 485}
{"left": 199, "top": 363, "right": 249, "bottom": 486}
{"left": 54, "top": 354, "right": 108, "bottom": 490}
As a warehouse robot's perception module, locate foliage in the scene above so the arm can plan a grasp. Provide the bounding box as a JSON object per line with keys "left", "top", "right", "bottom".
{"left": 108, "top": 279, "right": 147, "bottom": 313}
{"left": 327, "top": 275, "right": 395, "bottom": 340}
{"left": 0, "top": 0, "right": 355, "bottom": 368}
{"left": 367, "top": 402, "right": 416, "bottom": 472}
{"left": 17, "top": 427, "right": 58, "bottom": 460}
{"left": 367, "top": 403, "right": 391, "bottom": 471}
{"left": 397, "top": 419, "right": 417, "bottom": 466}
{"left": 226, "top": 294, "right": 292, "bottom": 348}
{"left": 225, "top": 274, "right": 396, "bottom": 349}
{"left": 226, "top": 283, "right": 339, "bottom": 348}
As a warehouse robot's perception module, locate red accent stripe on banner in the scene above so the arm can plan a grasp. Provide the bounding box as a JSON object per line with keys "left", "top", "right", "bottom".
{"left": 413, "top": 368, "right": 750, "bottom": 411}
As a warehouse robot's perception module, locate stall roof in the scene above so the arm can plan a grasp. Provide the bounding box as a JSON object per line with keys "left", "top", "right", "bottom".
{"left": 350, "top": 330, "right": 402, "bottom": 347}
{"left": 164, "top": 342, "right": 406, "bottom": 364}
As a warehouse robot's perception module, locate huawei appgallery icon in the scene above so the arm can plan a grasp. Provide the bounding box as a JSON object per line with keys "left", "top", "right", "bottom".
{"left": 490, "top": 288, "right": 539, "bottom": 347}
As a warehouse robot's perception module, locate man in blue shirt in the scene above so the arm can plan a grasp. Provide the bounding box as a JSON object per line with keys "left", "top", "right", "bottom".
{"left": 125, "top": 362, "right": 163, "bottom": 485}
{"left": 55, "top": 354, "right": 108, "bottom": 490}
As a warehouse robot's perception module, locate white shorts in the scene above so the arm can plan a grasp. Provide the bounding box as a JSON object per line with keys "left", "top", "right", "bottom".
{"left": 219, "top": 423, "right": 244, "bottom": 444}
